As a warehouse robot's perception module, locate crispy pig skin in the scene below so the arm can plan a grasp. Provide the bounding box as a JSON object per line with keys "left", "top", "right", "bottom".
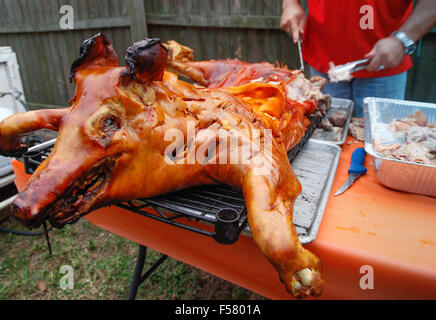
{"left": 0, "top": 34, "right": 327, "bottom": 299}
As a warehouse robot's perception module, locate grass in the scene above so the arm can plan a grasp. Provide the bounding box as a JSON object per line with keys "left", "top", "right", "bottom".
{"left": 0, "top": 208, "right": 266, "bottom": 300}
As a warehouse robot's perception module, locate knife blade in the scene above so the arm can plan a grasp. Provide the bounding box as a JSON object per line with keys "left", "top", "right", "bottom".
{"left": 297, "top": 36, "right": 304, "bottom": 72}
{"left": 334, "top": 147, "right": 367, "bottom": 196}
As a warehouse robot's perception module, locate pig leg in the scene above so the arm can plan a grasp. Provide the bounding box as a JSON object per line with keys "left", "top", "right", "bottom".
{"left": 0, "top": 108, "right": 68, "bottom": 156}
{"left": 203, "top": 149, "right": 324, "bottom": 299}
{"left": 241, "top": 168, "right": 324, "bottom": 299}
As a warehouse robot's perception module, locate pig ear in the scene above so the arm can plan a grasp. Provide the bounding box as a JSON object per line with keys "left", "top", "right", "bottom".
{"left": 69, "top": 33, "right": 119, "bottom": 82}
{"left": 124, "top": 38, "right": 168, "bottom": 83}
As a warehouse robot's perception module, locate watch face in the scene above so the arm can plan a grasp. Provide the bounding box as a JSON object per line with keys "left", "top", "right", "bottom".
{"left": 407, "top": 43, "right": 417, "bottom": 55}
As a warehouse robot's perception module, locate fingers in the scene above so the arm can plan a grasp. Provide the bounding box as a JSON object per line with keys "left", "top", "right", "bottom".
{"left": 298, "top": 15, "right": 307, "bottom": 36}
{"left": 366, "top": 37, "right": 406, "bottom": 72}
{"left": 280, "top": 19, "right": 292, "bottom": 38}
{"left": 291, "top": 21, "right": 300, "bottom": 43}
{"left": 365, "top": 48, "right": 382, "bottom": 71}
{"left": 364, "top": 46, "right": 378, "bottom": 71}
{"left": 280, "top": 19, "right": 299, "bottom": 43}
{"left": 366, "top": 54, "right": 383, "bottom": 72}
{"left": 292, "top": 16, "right": 307, "bottom": 42}
{"left": 280, "top": 5, "right": 306, "bottom": 43}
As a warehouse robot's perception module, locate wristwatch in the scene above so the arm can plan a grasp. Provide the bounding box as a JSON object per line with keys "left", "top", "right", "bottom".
{"left": 391, "top": 31, "right": 416, "bottom": 55}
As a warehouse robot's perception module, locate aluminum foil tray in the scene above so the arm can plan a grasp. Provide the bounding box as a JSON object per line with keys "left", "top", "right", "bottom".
{"left": 282, "top": 139, "right": 341, "bottom": 243}
{"left": 243, "top": 139, "right": 341, "bottom": 243}
{"left": 364, "top": 97, "right": 436, "bottom": 197}
{"left": 311, "top": 98, "right": 354, "bottom": 145}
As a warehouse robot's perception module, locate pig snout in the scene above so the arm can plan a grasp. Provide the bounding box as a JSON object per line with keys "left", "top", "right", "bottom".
{"left": 11, "top": 195, "right": 49, "bottom": 229}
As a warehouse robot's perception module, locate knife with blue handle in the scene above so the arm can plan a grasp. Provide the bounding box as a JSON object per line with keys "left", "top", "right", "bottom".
{"left": 334, "top": 148, "right": 367, "bottom": 196}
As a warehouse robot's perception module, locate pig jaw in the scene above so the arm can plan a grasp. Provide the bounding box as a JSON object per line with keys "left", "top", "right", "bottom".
{"left": 12, "top": 156, "right": 119, "bottom": 229}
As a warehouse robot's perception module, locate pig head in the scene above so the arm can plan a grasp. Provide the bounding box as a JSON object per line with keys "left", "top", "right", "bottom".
{"left": 4, "top": 34, "right": 206, "bottom": 228}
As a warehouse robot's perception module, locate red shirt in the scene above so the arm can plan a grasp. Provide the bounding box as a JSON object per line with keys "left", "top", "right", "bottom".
{"left": 302, "top": 0, "right": 413, "bottom": 78}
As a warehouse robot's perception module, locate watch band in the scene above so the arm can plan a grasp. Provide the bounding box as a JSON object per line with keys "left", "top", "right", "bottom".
{"left": 391, "top": 31, "right": 416, "bottom": 55}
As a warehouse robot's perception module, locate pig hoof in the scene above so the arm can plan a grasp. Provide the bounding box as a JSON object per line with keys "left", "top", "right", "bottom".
{"left": 289, "top": 268, "right": 324, "bottom": 299}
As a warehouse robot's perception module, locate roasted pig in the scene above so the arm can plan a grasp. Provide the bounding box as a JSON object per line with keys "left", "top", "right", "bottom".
{"left": 0, "top": 34, "right": 330, "bottom": 299}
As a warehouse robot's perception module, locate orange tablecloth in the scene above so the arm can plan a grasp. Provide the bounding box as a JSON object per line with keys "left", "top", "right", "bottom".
{"left": 12, "top": 139, "right": 436, "bottom": 299}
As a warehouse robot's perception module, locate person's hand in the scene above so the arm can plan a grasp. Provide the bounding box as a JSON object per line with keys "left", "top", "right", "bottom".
{"left": 365, "top": 36, "right": 405, "bottom": 72}
{"left": 280, "top": 3, "right": 306, "bottom": 43}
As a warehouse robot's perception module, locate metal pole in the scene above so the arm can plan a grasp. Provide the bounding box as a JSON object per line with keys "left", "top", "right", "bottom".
{"left": 0, "top": 194, "right": 17, "bottom": 211}
{"left": 128, "top": 245, "right": 147, "bottom": 300}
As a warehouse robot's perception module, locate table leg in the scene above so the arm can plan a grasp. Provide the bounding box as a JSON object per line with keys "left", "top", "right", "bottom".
{"left": 128, "top": 244, "right": 169, "bottom": 300}
{"left": 128, "top": 245, "right": 147, "bottom": 300}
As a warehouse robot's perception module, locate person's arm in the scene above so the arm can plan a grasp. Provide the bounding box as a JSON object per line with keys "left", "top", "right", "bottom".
{"left": 280, "top": 0, "right": 306, "bottom": 43}
{"left": 399, "top": 0, "right": 436, "bottom": 42}
{"left": 366, "top": 0, "right": 436, "bottom": 72}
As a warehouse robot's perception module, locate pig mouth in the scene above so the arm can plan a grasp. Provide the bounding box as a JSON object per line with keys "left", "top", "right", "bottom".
{"left": 15, "top": 157, "right": 118, "bottom": 229}
{"left": 46, "top": 157, "right": 118, "bottom": 228}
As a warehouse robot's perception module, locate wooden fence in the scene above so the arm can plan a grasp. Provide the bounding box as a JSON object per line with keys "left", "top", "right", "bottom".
{"left": 0, "top": 0, "right": 434, "bottom": 109}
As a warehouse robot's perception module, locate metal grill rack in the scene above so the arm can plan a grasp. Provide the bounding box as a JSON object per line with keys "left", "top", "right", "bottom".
{"left": 118, "top": 184, "right": 248, "bottom": 245}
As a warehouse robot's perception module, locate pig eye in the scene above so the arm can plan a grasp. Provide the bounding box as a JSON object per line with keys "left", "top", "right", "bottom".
{"left": 100, "top": 115, "right": 121, "bottom": 133}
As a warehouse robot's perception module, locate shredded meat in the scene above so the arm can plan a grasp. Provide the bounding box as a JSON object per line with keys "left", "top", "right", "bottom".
{"left": 375, "top": 111, "right": 436, "bottom": 165}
